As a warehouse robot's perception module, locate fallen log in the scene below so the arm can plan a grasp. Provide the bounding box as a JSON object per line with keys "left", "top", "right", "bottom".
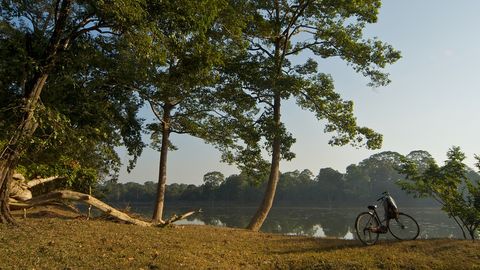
{"left": 10, "top": 174, "right": 63, "bottom": 202}
{"left": 162, "top": 208, "right": 203, "bottom": 226}
{"left": 8, "top": 173, "right": 201, "bottom": 227}
{"left": 25, "top": 190, "right": 153, "bottom": 226}
{"left": 26, "top": 176, "right": 64, "bottom": 188}
{"left": 13, "top": 190, "right": 201, "bottom": 227}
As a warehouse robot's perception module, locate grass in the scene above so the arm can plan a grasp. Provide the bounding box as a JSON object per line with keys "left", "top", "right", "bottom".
{"left": 0, "top": 208, "right": 479, "bottom": 269}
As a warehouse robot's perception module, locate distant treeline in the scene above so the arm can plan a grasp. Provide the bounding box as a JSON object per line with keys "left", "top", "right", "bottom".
{"left": 100, "top": 150, "right": 480, "bottom": 207}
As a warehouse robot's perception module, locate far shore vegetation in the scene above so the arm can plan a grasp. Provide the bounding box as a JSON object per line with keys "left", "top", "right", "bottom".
{"left": 99, "top": 150, "right": 478, "bottom": 208}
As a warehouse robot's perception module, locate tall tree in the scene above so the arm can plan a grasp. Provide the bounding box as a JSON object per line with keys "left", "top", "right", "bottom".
{"left": 203, "top": 171, "right": 226, "bottom": 189}
{"left": 344, "top": 164, "right": 370, "bottom": 200}
{"left": 203, "top": 171, "right": 225, "bottom": 203}
{"left": 315, "top": 167, "right": 344, "bottom": 205}
{"left": 0, "top": 0, "right": 154, "bottom": 223}
{"left": 221, "top": 0, "right": 400, "bottom": 231}
{"left": 16, "top": 35, "right": 146, "bottom": 191}
{"left": 128, "top": 0, "right": 247, "bottom": 222}
{"left": 358, "top": 151, "right": 403, "bottom": 195}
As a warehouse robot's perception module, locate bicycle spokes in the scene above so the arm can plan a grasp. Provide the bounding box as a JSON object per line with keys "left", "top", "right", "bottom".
{"left": 389, "top": 213, "right": 420, "bottom": 240}
{"left": 355, "top": 212, "right": 380, "bottom": 245}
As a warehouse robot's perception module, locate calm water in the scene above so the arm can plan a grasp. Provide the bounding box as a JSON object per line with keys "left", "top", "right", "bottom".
{"left": 116, "top": 203, "right": 462, "bottom": 240}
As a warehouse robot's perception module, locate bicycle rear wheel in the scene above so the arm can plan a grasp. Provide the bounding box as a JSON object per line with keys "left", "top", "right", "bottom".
{"left": 355, "top": 212, "right": 380, "bottom": 245}
{"left": 388, "top": 213, "right": 419, "bottom": 240}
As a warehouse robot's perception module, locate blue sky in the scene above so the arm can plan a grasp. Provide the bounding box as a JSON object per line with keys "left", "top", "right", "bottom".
{"left": 118, "top": 1, "right": 480, "bottom": 184}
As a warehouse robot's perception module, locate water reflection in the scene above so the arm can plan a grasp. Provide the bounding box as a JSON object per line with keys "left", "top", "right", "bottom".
{"left": 126, "top": 204, "right": 462, "bottom": 239}
{"left": 343, "top": 228, "right": 354, "bottom": 240}
{"left": 175, "top": 218, "right": 205, "bottom": 225}
{"left": 312, "top": 224, "right": 326, "bottom": 238}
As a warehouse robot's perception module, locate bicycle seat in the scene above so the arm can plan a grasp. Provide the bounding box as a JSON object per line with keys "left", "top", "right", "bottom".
{"left": 368, "top": 205, "right": 377, "bottom": 210}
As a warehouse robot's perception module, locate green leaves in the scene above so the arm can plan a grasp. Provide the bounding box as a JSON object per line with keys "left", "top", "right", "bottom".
{"left": 0, "top": 0, "right": 157, "bottom": 189}
{"left": 294, "top": 73, "right": 382, "bottom": 149}
{"left": 203, "top": 171, "right": 225, "bottom": 188}
{"left": 397, "top": 147, "right": 480, "bottom": 239}
{"left": 222, "top": 0, "right": 398, "bottom": 171}
{"left": 133, "top": 0, "right": 250, "bottom": 158}
{"left": 1, "top": 1, "right": 397, "bottom": 206}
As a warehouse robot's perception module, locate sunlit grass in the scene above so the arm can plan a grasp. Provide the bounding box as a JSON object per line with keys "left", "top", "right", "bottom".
{"left": 0, "top": 211, "right": 478, "bottom": 269}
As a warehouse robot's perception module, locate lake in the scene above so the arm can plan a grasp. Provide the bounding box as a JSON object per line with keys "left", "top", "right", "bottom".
{"left": 115, "top": 203, "right": 463, "bottom": 240}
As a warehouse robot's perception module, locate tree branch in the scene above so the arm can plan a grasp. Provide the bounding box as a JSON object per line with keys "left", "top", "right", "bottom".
{"left": 148, "top": 99, "right": 164, "bottom": 122}
{"left": 54, "top": 0, "right": 61, "bottom": 22}
{"left": 286, "top": 40, "right": 324, "bottom": 56}
{"left": 281, "top": 0, "right": 310, "bottom": 38}
{"left": 248, "top": 40, "right": 274, "bottom": 58}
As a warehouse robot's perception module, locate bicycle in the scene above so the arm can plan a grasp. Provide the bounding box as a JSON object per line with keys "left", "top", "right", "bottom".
{"left": 355, "top": 192, "right": 420, "bottom": 245}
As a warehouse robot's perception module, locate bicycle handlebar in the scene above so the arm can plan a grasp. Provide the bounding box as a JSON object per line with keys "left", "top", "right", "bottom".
{"left": 376, "top": 191, "right": 390, "bottom": 201}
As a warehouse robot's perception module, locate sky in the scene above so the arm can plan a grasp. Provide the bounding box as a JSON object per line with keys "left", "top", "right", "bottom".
{"left": 118, "top": 0, "right": 480, "bottom": 185}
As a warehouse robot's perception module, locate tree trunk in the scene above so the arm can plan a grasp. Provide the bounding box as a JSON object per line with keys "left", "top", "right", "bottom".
{"left": 152, "top": 104, "right": 172, "bottom": 223}
{"left": 0, "top": 160, "right": 16, "bottom": 224}
{"left": 468, "top": 229, "right": 475, "bottom": 240}
{"left": 452, "top": 215, "right": 467, "bottom": 239}
{"left": 247, "top": 93, "right": 281, "bottom": 231}
{"left": 247, "top": 5, "right": 284, "bottom": 231}
{"left": 0, "top": 0, "right": 73, "bottom": 224}
{"left": 0, "top": 73, "right": 48, "bottom": 224}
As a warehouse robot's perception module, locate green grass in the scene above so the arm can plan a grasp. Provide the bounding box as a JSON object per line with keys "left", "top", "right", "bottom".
{"left": 0, "top": 210, "right": 479, "bottom": 269}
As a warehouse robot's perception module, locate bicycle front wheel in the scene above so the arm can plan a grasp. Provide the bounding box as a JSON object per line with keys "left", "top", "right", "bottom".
{"left": 355, "top": 212, "right": 380, "bottom": 245}
{"left": 388, "top": 213, "right": 419, "bottom": 240}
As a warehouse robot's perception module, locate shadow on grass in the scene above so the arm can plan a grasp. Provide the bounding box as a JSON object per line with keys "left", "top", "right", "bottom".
{"left": 11, "top": 204, "right": 83, "bottom": 220}
{"left": 266, "top": 236, "right": 420, "bottom": 256}
{"left": 266, "top": 237, "right": 362, "bottom": 255}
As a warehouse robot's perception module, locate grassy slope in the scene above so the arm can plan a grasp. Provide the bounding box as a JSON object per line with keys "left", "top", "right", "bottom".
{"left": 0, "top": 214, "right": 479, "bottom": 269}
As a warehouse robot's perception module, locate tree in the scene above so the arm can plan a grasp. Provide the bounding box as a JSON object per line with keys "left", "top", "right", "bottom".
{"left": 358, "top": 151, "right": 403, "bottom": 195}
{"left": 276, "top": 169, "right": 314, "bottom": 202}
{"left": 127, "top": 0, "right": 247, "bottom": 222}
{"left": 204, "top": 171, "right": 226, "bottom": 189}
{"left": 4, "top": 33, "right": 146, "bottom": 193}
{"left": 397, "top": 147, "right": 480, "bottom": 240}
{"left": 0, "top": 0, "right": 156, "bottom": 223}
{"left": 221, "top": 0, "right": 400, "bottom": 231}
{"left": 315, "top": 168, "right": 344, "bottom": 205}
{"left": 344, "top": 164, "right": 370, "bottom": 200}
{"left": 217, "top": 174, "right": 248, "bottom": 202}
{"left": 203, "top": 171, "right": 225, "bottom": 204}
{"left": 406, "top": 150, "right": 435, "bottom": 172}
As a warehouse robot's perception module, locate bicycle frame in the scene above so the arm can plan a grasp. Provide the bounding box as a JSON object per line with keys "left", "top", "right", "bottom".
{"left": 356, "top": 192, "right": 420, "bottom": 245}
{"left": 366, "top": 205, "right": 390, "bottom": 233}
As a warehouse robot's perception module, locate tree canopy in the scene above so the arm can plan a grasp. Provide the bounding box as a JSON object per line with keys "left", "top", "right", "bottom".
{"left": 0, "top": 0, "right": 156, "bottom": 192}
{"left": 215, "top": 0, "right": 400, "bottom": 231}
{"left": 0, "top": 0, "right": 168, "bottom": 223}
{"left": 1, "top": 0, "right": 401, "bottom": 228}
